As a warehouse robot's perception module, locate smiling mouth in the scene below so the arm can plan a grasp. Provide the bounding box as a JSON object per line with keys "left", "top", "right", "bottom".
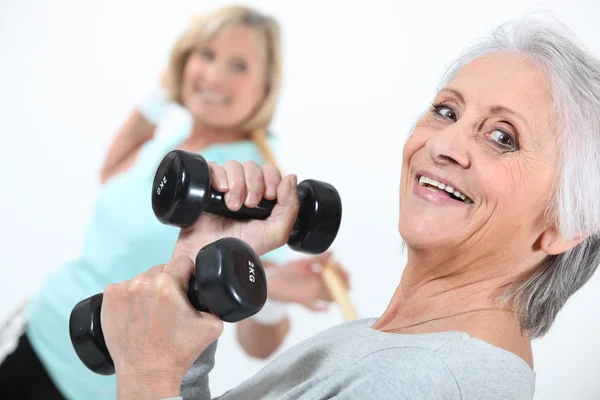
{"left": 416, "top": 175, "right": 473, "bottom": 203}
{"left": 195, "top": 91, "right": 227, "bottom": 105}
{"left": 192, "top": 83, "right": 229, "bottom": 105}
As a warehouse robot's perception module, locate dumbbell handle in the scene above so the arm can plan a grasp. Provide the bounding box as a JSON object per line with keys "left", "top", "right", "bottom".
{"left": 207, "top": 191, "right": 275, "bottom": 220}
{"left": 251, "top": 130, "right": 358, "bottom": 321}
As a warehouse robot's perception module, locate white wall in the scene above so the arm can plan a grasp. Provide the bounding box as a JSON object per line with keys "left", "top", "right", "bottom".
{"left": 1, "top": 0, "right": 599, "bottom": 398}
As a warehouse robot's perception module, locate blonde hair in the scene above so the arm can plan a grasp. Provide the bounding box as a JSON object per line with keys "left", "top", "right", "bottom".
{"left": 163, "top": 5, "right": 282, "bottom": 134}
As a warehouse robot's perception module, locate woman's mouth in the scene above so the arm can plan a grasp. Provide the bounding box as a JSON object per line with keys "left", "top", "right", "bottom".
{"left": 415, "top": 174, "right": 473, "bottom": 204}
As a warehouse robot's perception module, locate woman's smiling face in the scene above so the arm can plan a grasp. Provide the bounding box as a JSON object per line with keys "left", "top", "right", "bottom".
{"left": 399, "top": 52, "right": 558, "bottom": 262}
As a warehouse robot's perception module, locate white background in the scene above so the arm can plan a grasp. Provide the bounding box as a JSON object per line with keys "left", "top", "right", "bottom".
{"left": 1, "top": 0, "right": 599, "bottom": 398}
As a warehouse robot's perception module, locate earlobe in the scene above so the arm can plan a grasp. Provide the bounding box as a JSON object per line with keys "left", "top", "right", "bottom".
{"left": 540, "top": 228, "right": 585, "bottom": 255}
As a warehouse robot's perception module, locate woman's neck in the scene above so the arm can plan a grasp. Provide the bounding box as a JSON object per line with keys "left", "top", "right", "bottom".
{"left": 371, "top": 250, "right": 534, "bottom": 369}
{"left": 374, "top": 242, "right": 547, "bottom": 327}
{"left": 180, "top": 121, "right": 248, "bottom": 152}
{"left": 372, "top": 270, "right": 509, "bottom": 330}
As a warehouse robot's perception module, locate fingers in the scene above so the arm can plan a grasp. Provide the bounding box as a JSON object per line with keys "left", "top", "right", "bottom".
{"left": 242, "top": 161, "right": 265, "bottom": 208}
{"left": 208, "top": 162, "right": 229, "bottom": 192}
{"left": 224, "top": 161, "right": 246, "bottom": 211}
{"left": 262, "top": 164, "right": 282, "bottom": 200}
{"left": 292, "top": 252, "right": 333, "bottom": 275}
{"left": 268, "top": 174, "right": 299, "bottom": 231}
{"left": 275, "top": 174, "right": 298, "bottom": 207}
{"left": 306, "top": 251, "right": 334, "bottom": 267}
{"left": 308, "top": 254, "right": 350, "bottom": 291}
{"left": 314, "top": 287, "right": 332, "bottom": 302}
{"left": 325, "top": 261, "right": 351, "bottom": 290}
{"left": 212, "top": 160, "right": 285, "bottom": 211}
{"left": 303, "top": 299, "right": 330, "bottom": 312}
{"left": 115, "top": 257, "right": 194, "bottom": 303}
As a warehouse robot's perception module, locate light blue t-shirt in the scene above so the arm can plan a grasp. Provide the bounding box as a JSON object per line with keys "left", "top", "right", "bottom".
{"left": 26, "top": 92, "right": 292, "bottom": 400}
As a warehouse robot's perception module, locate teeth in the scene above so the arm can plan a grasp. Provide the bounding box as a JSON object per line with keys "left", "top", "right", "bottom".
{"left": 197, "top": 90, "right": 226, "bottom": 103}
{"left": 418, "top": 175, "right": 472, "bottom": 203}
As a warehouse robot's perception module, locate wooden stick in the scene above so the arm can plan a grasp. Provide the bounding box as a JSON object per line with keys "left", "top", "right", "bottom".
{"left": 320, "top": 264, "right": 358, "bottom": 320}
{"left": 250, "top": 130, "right": 358, "bottom": 321}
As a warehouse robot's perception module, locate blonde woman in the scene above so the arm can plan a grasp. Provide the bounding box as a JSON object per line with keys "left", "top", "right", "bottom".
{"left": 0, "top": 5, "right": 349, "bottom": 399}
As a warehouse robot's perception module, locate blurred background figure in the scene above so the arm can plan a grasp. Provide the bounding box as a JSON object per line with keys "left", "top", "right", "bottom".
{"left": 0, "top": 4, "right": 350, "bottom": 400}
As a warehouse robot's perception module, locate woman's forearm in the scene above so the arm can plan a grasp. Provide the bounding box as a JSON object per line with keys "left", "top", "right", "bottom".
{"left": 236, "top": 317, "right": 290, "bottom": 359}
{"left": 100, "top": 109, "right": 155, "bottom": 183}
{"left": 235, "top": 260, "right": 291, "bottom": 359}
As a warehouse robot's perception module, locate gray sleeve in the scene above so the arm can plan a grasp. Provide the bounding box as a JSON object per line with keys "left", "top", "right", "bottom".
{"left": 330, "top": 349, "right": 462, "bottom": 400}
{"left": 177, "top": 340, "right": 219, "bottom": 400}
{"left": 436, "top": 341, "right": 535, "bottom": 400}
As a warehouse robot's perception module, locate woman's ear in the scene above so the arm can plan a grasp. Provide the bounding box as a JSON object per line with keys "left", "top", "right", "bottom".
{"left": 540, "top": 226, "right": 585, "bottom": 255}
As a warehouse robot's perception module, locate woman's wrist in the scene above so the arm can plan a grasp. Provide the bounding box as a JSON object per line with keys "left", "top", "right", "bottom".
{"left": 116, "top": 367, "right": 182, "bottom": 400}
{"left": 251, "top": 297, "right": 289, "bottom": 325}
{"left": 172, "top": 231, "right": 212, "bottom": 261}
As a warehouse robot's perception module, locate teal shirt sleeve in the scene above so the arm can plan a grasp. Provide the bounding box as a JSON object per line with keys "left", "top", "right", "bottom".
{"left": 137, "top": 87, "right": 170, "bottom": 124}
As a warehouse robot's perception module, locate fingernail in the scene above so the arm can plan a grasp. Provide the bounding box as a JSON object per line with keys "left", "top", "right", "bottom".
{"left": 220, "top": 181, "right": 229, "bottom": 191}
{"left": 266, "top": 184, "right": 276, "bottom": 198}
{"left": 246, "top": 193, "right": 260, "bottom": 206}
{"left": 290, "top": 174, "right": 297, "bottom": 189}
{"left": 228, "top": 194, "right": 242, "bottom": 210}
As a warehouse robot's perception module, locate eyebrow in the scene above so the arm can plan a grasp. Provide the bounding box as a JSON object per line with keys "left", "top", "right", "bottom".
{"left": 489, "top": 106, "right": 529, "bottom": 130}
{"left": 439, "top": 88, "right": 464, "bottom": 104}
{"left": 439, "top": 88, "right": 530, "bottom": 131}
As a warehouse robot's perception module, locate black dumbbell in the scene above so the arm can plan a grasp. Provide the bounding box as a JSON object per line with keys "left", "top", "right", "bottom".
{"left": 151, "top": 150, "right": 342, "bottom": 255}
{"left": 69, "top": 237, "right": 267, "bottom": 375}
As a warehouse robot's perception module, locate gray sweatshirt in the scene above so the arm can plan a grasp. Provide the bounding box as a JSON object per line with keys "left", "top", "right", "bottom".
{"left": 167, "top": 318, "right": 535, "bottom": 399}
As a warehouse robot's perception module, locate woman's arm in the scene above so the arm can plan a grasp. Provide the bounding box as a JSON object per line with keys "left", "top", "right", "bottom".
{"left": 99, "top": 161, "right": 300, "bottom": 399}
{"left": 236, "top": 260, "right": 290, "bottom": 358}
{"left": 235, "top": 254, "right": 350, "bottom": 359}
{"left": 236, "top": 316, "right": 290, "bottom": 359}
{"left": 99, "top": 109, "right": 156, "bottom": 184}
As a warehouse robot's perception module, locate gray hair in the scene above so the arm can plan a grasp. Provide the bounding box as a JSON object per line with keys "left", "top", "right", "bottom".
{"left": 438, "top": 13, "right": 600, "bottom": 338}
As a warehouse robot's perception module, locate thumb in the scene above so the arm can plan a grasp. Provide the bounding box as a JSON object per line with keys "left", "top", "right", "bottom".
{"left": 276, "top": 174, "right": 299, "bottom": 209}
{"left": 163, "top": 255, "right": 196, "bottom": 292}
{"left": 306, "top": 251, "right": 334, "bottom": 266}
{"left": 296, "top": 252, "right": 334, "bottom": 275}
{"left": 269, "top": 174, "right": 300, "bottom": 233}
{"left": 304, "top": 299, "right": 330, "bottom": 312}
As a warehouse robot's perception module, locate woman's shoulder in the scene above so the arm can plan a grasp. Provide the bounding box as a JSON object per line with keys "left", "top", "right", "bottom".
{"left": 339, "top": 322, "right": 535, "bottom": 399}
{"left": 431, "top": 333, "right": 536, "bottom": 399}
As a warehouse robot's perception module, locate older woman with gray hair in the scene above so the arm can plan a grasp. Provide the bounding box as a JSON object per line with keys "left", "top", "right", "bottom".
{"left": 92, "top": 14, "right": 600, "bottom": 400}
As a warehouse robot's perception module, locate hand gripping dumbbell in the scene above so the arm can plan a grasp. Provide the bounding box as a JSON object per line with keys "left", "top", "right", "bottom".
{"left": 69, "top": 237, "right": 267, "bottom": 375}
{"left": 151, "top": 150, "right": 342, "bottom": 255}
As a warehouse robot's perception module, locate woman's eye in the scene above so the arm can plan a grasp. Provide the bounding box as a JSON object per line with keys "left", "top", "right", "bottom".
{"left": 232, "top": 60, "right": 247, "bottom": 73}
{"left": 489, "top": 128, "right": 518, "bottom": 151}
{"left": 433, "top": 104, "right": 457, "bottom": 122}
{"left": 199, "top": 48, "right": 214, "bottom": 61}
